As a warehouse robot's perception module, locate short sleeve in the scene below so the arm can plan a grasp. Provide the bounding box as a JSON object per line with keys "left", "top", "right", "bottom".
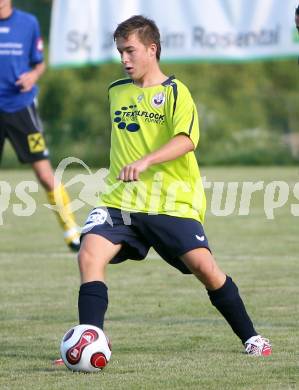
{"left": 30, "top": 17, "right": 44, "bottom": 65}
{"left": 170, "top": 82, "right": 200, "bottom": 148}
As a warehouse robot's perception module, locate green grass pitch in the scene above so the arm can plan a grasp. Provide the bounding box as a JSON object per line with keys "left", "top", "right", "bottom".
{"left": 0, "top": 167, "right": 298, "bottom": 389}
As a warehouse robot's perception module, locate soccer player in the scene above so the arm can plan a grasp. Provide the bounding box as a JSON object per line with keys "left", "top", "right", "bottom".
{"left": 77, "top": 15, "right": 271, "bottom": 356}
{"left": 0, "top": 0, "right": 80, "bottom": 251}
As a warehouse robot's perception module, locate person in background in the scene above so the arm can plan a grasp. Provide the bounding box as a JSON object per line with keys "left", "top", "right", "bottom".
{"left": 0, "top": 0, "right": 80, "bottom": 251}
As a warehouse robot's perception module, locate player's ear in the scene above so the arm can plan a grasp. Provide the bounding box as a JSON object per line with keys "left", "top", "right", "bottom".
{"left": 149, "top": 43, "right": 157, "bottom": 58}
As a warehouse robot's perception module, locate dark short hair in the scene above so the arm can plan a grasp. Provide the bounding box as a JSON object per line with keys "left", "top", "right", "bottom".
{"left": 113, "top": 15, "right": 161, "bottom": 60}
{"left": 296, "top": 5, "right": 299, "bottom": 15}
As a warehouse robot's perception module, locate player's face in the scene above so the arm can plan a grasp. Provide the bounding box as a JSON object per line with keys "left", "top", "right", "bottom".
{"left": 116, "top": 33, "right": 157, "bottom": 82}
{"left": 0, "top": 0, "right": 12, "bottom": 10}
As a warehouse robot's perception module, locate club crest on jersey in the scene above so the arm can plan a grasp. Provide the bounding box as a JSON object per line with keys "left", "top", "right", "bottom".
{"left": 151, "top": 92, "right": 165, "bottom": 108}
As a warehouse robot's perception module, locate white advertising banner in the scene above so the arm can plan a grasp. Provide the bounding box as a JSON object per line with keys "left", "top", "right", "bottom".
{"left": 49, "top": 0, "right": 299, "bottom": 67}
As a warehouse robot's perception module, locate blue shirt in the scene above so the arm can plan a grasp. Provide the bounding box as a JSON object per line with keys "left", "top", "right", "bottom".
{"left": 0, "top": 8, "right": 44, "bottom": 113}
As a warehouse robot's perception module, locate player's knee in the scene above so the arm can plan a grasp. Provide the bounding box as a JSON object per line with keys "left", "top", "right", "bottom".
{"left": 186, "top": 255, "right": 225, "bottom": 289}
{"left": 182, "top": 249, "right": 216, "bottom": 277}
{"left": 191, "top": 258, "right": 215, "bottom": 278}
{"left": 78, "top": 247, "right": 105, "bottom": 274}
{"left": 78, "top": 248, "right": 93, "bottom": 270}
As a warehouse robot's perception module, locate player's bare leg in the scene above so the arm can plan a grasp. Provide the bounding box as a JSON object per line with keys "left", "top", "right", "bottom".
{"left": 32, "top": 159, "right": 55, "bottom": 190}
{"left": 78, "top": 234, "right": 122, "bottom": 283}
{"left": 180, "top": 247, "right": 225, "bottom": 290}
{"left": 32, "top": 159, "right": 81, "bottom": 251}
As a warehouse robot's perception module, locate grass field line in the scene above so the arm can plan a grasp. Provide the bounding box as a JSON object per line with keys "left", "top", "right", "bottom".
{"left": 0, "top": 252, "right": 295, "bottom": 262}
{"left": 0, "top": 252, "right": 76, "bottom": 259}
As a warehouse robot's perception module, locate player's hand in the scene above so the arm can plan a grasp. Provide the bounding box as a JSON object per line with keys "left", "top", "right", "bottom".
{"left": 15, "top": 70, "right": 38, "bottom": 92}
{"left": 118, "top": 157, "right": 150, "bottom": 182}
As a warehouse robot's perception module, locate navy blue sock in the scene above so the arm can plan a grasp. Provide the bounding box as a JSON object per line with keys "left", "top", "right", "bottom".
{"left": 207, "top": 276, "right": 257, "bottom": 343}
{"left": 78, "top": 281, "right": 108, "bottom": 330}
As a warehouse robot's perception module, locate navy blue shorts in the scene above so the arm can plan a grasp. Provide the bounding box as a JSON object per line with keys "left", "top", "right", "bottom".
{"left": 81, "top": 207, "right": 210, "bottom": 274}
{"left": 0, "top": 103, "right": 49, "bottom": 164}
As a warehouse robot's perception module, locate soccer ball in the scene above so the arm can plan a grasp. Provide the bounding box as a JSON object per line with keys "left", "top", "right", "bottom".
{"left": 60, "top": 324, "right": 111, "bottom": 372}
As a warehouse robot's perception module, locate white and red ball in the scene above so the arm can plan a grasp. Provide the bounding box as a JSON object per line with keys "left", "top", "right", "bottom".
{"left": 60, "top": 324, "right": 111, "bottom": 372}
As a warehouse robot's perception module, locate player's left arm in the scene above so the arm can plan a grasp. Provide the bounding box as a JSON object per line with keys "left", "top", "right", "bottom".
{"left": 118, "top": 133, "right": 194, "bottom": 182}
{"left": 15, "top": 61, "right": 46, "bottom": 93}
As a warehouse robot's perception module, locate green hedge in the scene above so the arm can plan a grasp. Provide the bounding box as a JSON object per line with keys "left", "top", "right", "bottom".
{"left": 35, "top": 62, "right": 299, "bottom": 167}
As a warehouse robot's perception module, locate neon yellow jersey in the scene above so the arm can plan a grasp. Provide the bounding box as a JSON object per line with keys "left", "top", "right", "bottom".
{"left": 100, "top": 75, "right": 206, "bottom": 223}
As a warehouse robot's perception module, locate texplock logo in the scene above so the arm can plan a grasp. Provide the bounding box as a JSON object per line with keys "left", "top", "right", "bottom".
{"left": 114, "top": 105, "right": 140, "bottom": 132}
{"left": 113, "top": 104, "right": 165, "bottom": 130}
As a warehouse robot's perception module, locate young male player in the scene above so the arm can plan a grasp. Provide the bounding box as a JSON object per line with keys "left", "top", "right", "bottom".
{"left": 0, "top": 0, "right": 80, "bottom": 251}
{"left": 77, "top": 15, "right": 271, "bottom": 357}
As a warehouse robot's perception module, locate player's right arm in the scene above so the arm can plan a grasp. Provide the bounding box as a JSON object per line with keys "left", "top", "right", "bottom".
{"left": 117, "top": 134, "right": 194, "bottom": 182}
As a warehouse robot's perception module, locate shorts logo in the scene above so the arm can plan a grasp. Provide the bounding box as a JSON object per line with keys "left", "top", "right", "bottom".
{"left": 151, "top": 92, "right": 165, "bottom": 108}
{"left": 82, "top": 208, "right": 108, "bottom": 234}
{"left": 28, "top": 133, "right": 45, "bottom": 153}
